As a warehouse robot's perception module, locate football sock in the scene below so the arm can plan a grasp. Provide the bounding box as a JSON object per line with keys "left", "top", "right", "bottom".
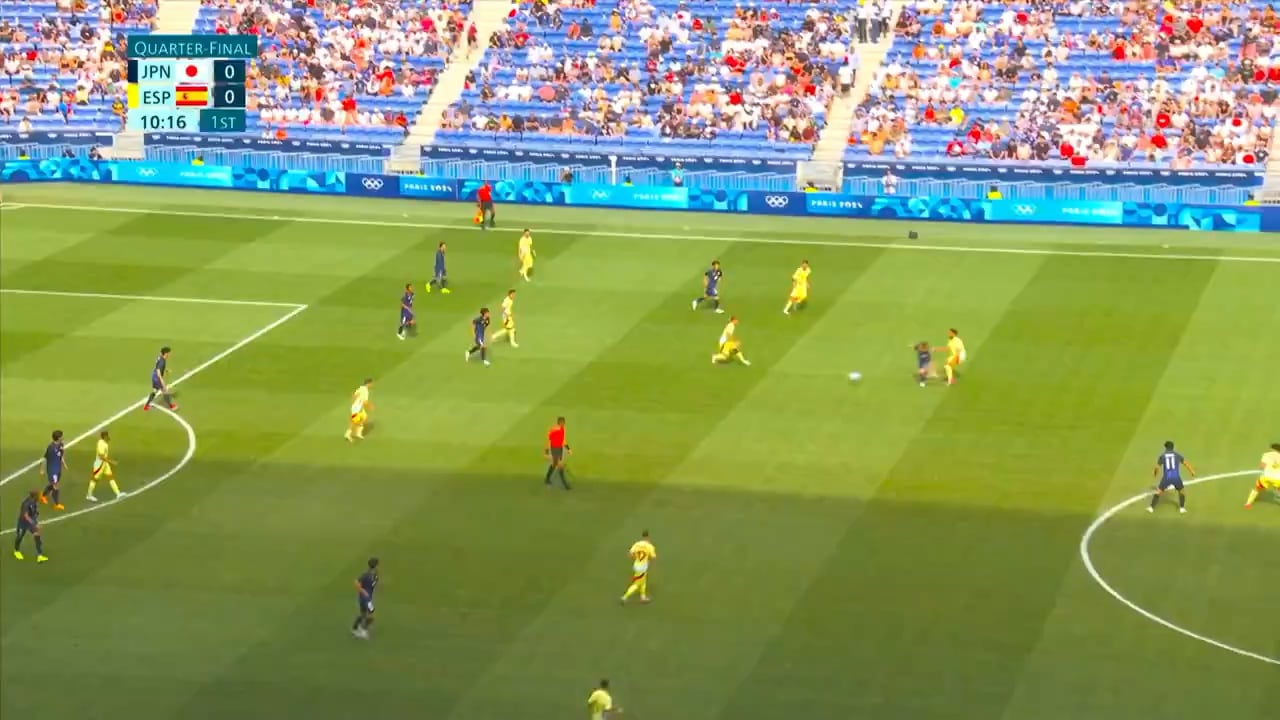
{"left": 34, "top": 535, "right": 43, "bottom": 555}
{"left": 1178, "top": 492, "right": 1186, "bottom": 509}
{"left": 110, "top": 479, "right": 121, "bottom": 495}
{"left": 87, "top": 480, "right": 96, "bottom": 497}
{"left": 352, "top": 617, "right": 362, "bottom": 631}
{"left": 1245, "top": 488, "right": 1260, "bottom": 506}
{"left": 544, "top": 465, "right": 555, "bottom": 484}
{"left": 467, "top": 345, "right": 480, "bottom": 356}
{"left": 508, "top": 330, "right": 517, "bottom": 345}
{"left": 50, "top": 487, "right": 59, "bottom": 505}
{"left": 145, "top": 391, "right": 157, "bottom": 406}
{"left": 944, "top": 366, "right": 954, "bottom": 383}
{"left": 557, "top": 467, "right": 569, "bottom": 489}
{"left": 480, "top": 348, "right": 487, "bottom": 362}
{"left": 736, "top": 353, "right": 750, "bottom": 365}
{"left": 622, "top": 581, "right": 639, "bottom": 600}
{"left": 692, "top": 297, "right": 702, "bottom": 307}
{"left": 712, "top": 298, "right": 720, "bottom": 310}
{"left": 1149, "top": 493, "right": 1160, "bottom": 509}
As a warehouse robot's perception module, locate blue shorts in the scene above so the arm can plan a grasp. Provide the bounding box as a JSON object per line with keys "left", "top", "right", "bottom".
{"left": 473, "top": 335, "right": 485, "bottom": 346}
{"left": 705, "top": 287, "right": 719, "bottom": 297}
{"left": 151, "top": 378, "right": 164, "bottom": 391}
{"left": 358, "top": 598, "right": 374, "bottom": 615}
{"left": 46, "top": 472, "right": 60, "bottom": 485}
{"left": 434, "top": 268, "right": 446, "bottom": 280}
{"left": 15, "top": 521, "right": 34, "bottom": 536}
{"left": 401, "top": 311, "right": 414, "bottom": 323}
{"left": 1158, "top": 477, "right": 1184, "bottom": 491}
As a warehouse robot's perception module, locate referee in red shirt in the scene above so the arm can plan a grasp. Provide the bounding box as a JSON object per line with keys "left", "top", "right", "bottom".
{"left": 476, "top": 181, "right": 495, "bottom": 230}
{"left": 544, "top": 416, "right": 571, "bottom": 489}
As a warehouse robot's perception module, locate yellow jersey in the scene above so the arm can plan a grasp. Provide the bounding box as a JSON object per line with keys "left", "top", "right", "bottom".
{"left": 630, "top": 539, "right": 656, "bottom": 573}
{"left": 501, "top": 295, "right": 514, "bottom": 321}
{"left": 792, "top": 265, "right": 811, "bottom": 288}
{"left": 95, "top": 439, "right": 110, "bottom": 464}
{"left": 587, "top": 688, "right": 613, "bottom": 720}
{"left": 518, "top": 234, "right": 533, "bottom": 259}
{"left": 1262, "top": 450, "right": 1280, "bottom": 480}
{"left": 718, "top": 321, "right": 736, "bottom": 346}
{"left": 351, "top": 385, "right": 369, "bottom": 415}
{"left": 947, "top": 336, "right": 966, "bottom": 362}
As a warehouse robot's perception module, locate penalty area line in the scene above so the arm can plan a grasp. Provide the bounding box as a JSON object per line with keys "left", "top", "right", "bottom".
{"left": 0, "top": 406, "right": 194, "bottom": 535}
{"left": 0, "top": 300, "right": 308, "bottom": 487}
{"left": 1079, "top": 470, "right": 1279, "bottom": 666}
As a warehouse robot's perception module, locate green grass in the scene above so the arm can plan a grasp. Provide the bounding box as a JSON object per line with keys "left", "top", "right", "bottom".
{"left": 1, "top": 184, "right": 1277, "bottom": 720}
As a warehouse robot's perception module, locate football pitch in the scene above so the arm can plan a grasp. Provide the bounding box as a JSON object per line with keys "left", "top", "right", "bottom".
{"left": 0, "top": 184, "right": 1276, "bottom": 720}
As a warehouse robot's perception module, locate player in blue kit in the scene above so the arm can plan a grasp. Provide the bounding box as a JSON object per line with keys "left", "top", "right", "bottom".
{"left": 13, "top": 489, "right": 48, "bottom": 562}
{"left": 691, "top": 260, "right": 725, "bottom": 313}
{"left": 465, "top": 308, "right": 491, "bottom": 366}
{"left": 351, "top": 557, "right": 379, "bottom": 639}
{"left": 1149, "top": 440, "right": 1196, "bottom": 513}
{"left": 913, "top": 342, "right": 934, "bottom": 387}
{"left": 38, "top": 429, "right": 66, "bottom": 510}
{"left": 397, "top": 283, "right": 416, "bottom": 340}
{"left": 426, "top": 242, "right": 451, "bottom": 294}
{"left": 143, "top": 346, "right": 178, "bottom": 412}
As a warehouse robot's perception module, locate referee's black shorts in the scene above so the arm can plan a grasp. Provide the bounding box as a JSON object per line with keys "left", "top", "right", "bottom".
{"left": 548, "top": 447, "right": 564, "bottom": 464}
{"left": 480, "top": 200, "right": 494, "bottom": 212}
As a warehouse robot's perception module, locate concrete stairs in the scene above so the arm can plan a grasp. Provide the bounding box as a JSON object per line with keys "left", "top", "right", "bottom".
{"left": 810, "top": 3, "right": 905, "bottom": 166}
{"left": 389, "top": 0, "right": 515, "bottom": 172}
{"left": 111, "top": 0, "right": 203, "bottom": 159}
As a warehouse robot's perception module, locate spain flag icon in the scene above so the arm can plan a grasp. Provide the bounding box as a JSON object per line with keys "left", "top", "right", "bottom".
{"left": 175, "top": 84, "right": 209, "bottom": 107}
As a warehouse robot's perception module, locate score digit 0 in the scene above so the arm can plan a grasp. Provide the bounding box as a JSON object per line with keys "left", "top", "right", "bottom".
{"left": 212, "top": 59, "right": 246, "bottom": 83}
{"left": 213, "top": 84, "right": 246, "bottom": 108}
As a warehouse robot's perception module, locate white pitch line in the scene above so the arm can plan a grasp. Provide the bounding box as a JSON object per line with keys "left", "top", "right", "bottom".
{"left": 0, "top": 406, "right": 195, "bottom": 535}
{"left": 0, "top": 299, "right": 308, "bottom": 487}
{"left": 1079, "top": 470, "right": 1279, "bottom": 666}
{"left": 4, "top": 202, "right": 1280, "bottom": 265}
{"left": 1, "top": 287, "right": 303, "bottom": 309}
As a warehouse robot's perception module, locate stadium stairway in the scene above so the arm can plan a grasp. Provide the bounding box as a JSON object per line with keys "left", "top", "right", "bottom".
{"left": 391, "top": 0, "right": 516, "bottom": 172}
{"left": 810, "top": 1, "right": 906, "bottom": 167}
{"left": 1259, "top": 131, "right": 1280, "bottom": 202}
{"left": 107, "top": 0, "right": 202, "bottom": 160}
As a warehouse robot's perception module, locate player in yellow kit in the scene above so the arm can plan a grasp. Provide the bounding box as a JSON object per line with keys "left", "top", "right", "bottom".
{"left": 344, "top": 378, "right": 373, "bottom": 442}
{"left": 1245, "top": 442, "right": 1280, "bottom": 508}
{"left": 490, "top": 289, "right": 519, "bottom": 347}
{"left": 620, "top": 530, "right": 656, "bottom": 604}
{"left": 933, "top": 328, "right": 966, "bottom": 386}
{"left": 87, "top": 430, "right": 124, "bottom": 502}
{"left": 712, "top": 316, "right": 751, "bottom": 366}
{"left": 783, "top": 260, "right": 811, "bottom": 315}
{"left": 586, "top": 679, "right": 619, "bottom": 720}
{"left": 517, "top": 229, "right": 535, "bottom": 282}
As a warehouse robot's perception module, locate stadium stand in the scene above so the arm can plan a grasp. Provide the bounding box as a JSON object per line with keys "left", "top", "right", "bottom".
{"left": 432, "top": 0, "right": 860, "bottom": 161}
{"left": 852, "top": 0, "right": 1278, "bottom": 168}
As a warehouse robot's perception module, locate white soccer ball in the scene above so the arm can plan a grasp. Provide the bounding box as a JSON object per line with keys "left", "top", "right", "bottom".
{"left": 848, "top": 371, "right": 862, "bottom": 382}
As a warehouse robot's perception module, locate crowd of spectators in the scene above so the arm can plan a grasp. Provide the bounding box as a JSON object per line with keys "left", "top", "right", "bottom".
{"left": 196, "top": 0, "right": 474, "bottom": 137}
{"left": 439, "top": 0, "right": 858, "bottom": 149}
{"left": 851, "top": 0, "right": 1278, "bottom": 167}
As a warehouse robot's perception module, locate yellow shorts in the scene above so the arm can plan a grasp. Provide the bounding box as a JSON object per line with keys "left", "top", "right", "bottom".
{"left": 1258, "top": 477, "right": 1280, "bottom": 491}
{"left": 947, "top": 355, "right": 962, "bottom": 368}
{"left": 351, "top": 410, "right": 367, "bottom": 426}
{"left": 790, "top": 289, "right": 808, "bottom": 303}
{"left": 502, "top": 318, "right": 514, "bottom": 331}
{"left": 520, "top": 255, "right": 533, "bottom": 270}
{"left": 92, "top": 462, "right": 113, "bottom": 479}
{"left": 718, "top": 341, "right": 740, "bottom": 355}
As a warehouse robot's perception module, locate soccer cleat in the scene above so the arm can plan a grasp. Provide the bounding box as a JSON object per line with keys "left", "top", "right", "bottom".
{"left": 464, "top": 350, "right": 471, "bottom": 362}
{"left": 919, "top": 382, "right": 926, "bottom": 388}
{"left": 441, "top": 288, "right": 451, "bottom": 294}
{"left": 142, "top": 404, "right": 150, "bottom": 411}
{"left": 86, "top": 495, "right": 98, "bottom": 503}
{"left": 1245, "top": 503, "right": 1253, "bottom": 509}
{"left": 116, "top": 491, "right": 127, "bottom": 498}
{"left": 691, "top": 299, "right": 698, "bottom": 310}
{"left": 1179, "top": 507, "right": 1187, "bottom": 514}
{"left": 52, "top": 503, "right": 65, "bottom": 511}
{"left": 12, "top": 551, "right": 23, "bottom": 560}
{"left": 36, "top": 555, "right": 48, "bottom": 563}
{"left": 510, "top": 342, "right": 519, "bottom": 349}
{"left": 38, "top": 494, "right": 48, "bottom": 505}
{"left": 1146, "top": 506, "right": 1154, "bottom": 513}
{"left": 397, "top": 333, "right": 404, "bottom": 340}
{"left": 742, "top": 360, "right": 752, "bottom": 366}
{"left": 482, "top": 360, "right": 491, "bottom": 367}
{"left": 714, "top": 308, "right": 725, "bottom": 314}
{"left": 169, "top": 404, "right": 179, "bottom": 411}
{"left": 640, "top": 597, "right": 651, "bottom": 604}
{"left": 424, "top": 285, "right": 432, "bottom": 293}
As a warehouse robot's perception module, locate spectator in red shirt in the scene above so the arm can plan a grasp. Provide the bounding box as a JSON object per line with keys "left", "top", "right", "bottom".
{"left": 476, "top": 181, "right": 495, "bottom": 229}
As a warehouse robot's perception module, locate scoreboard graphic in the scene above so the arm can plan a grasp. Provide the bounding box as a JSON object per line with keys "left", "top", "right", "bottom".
{"left": 126, "top": 35, "right": 258, "bottom": 133}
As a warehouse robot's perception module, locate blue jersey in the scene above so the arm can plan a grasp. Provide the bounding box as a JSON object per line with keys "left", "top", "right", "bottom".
{"left": 704, "top": 267, "right": 722, "bottom": 295}
{"left": 1158, "top": 451, "right": 1185, "bottom": 480}
{"left": 472, "top": 314, "right": 489, "bottom": 343}
{"left": 357, "top": 569, "right": 378, "bottom": 611}
{"left": 17, "top": 496, "right": 38, "bottom": 527}
{"left": 401, "top": 290, "right": 415, "bottom": 319}
{"left": 917, "top": 349, "right": 931, "bottom": 369}
{"left": 434, "top": 248, "right": 447, "bottom": 275}
{"left": 44, "top": 441, "right": 64, "bottom": 478}
{"left": 152, "top": 355, "right": 168, "bottom": 388}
